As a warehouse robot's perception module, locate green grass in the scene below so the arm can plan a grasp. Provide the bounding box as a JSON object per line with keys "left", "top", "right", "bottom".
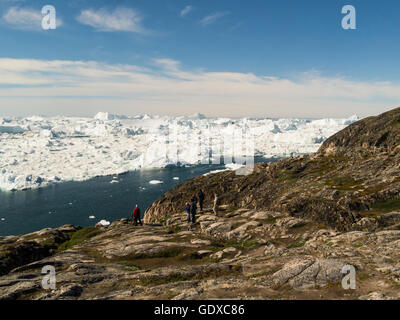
{"left": 358, "top": 273, "right": 370, "bottom": 281}
{"left": 58, "top": 227, "right": 102, "bottom": 251}
{"left": 261, "top": 218, "right": 279, "bottom": 225}
{"left": 276, "top": 170, "right": 299, "bottom": 184}
{"left": 352, "top": 242, "right": 364, "bottom": 248}
{"left": 392, "top": 116, "right": 400, "bottom": 125}
{"left": 371, "top": 197, "right": 400, "bottom": 213}
{"left": 287, "top": 240, "right": 306, "bottom": 249}
{"left": 0, "top": 251, "right": 11, "bottom": 264}
{"left": 325, "top": 176, "right": 364, "bottom": 190}
{"left": 227, "top": 205, "right": 239, "bottom": 212}
{"left": 115, "top": 260, "right": 141, "bottom": 271}
{"left": 39, "top": 240, "right": 57, "bottom": 250}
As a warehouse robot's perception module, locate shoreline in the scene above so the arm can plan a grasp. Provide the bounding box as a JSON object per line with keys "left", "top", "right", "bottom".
{"left": 0, "top": 158, "right": 275, "bottom": 237}
{"left": 0, "top": 156, "right": 278, "bottom": 193}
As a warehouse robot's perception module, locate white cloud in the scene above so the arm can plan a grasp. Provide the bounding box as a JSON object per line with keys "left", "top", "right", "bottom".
{"left": 152, "top": 58, "right": 181, "bottom": 71}
{"left": 2, "top": 6, "right": 62, "bottom": 31}
{"left": 0, "top": 57, "right": 398, "bottom": 118}
{"left": 76, "top": 7, "right": 147, "bottom": 33}
{"left": 200, "top": 11, "right": 230, "bottom": 26}
{"left": 180, "top": 5, "right": 193, "bottom": 17}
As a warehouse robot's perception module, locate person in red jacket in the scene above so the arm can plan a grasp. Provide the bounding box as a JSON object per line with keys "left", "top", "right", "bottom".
{"left": 132, "top": 205, "right": 143, "bottom": 226}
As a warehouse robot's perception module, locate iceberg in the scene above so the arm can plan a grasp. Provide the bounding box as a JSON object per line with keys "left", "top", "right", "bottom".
{"left": 97, "top": 220, "right": 110, "bottom": 227}
{"left": 0, "top": 112, "right": 360, "bottom": 191}
{"left": 149, "top": 180, "right": 163, "bottom": 185}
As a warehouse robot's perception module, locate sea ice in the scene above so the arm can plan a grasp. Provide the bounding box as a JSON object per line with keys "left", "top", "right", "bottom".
{"left": 0, "top": 112, "right": 359, "bottom": 191}
{"left": 149, "top": 180, "right": 163, "bottom": 185}
{"left": 97, "top": 219, "right": 110, "bottom": 226}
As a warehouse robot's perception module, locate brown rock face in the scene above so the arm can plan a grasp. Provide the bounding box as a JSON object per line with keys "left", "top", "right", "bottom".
{"left": 319, "top": 107, "right": 400, "bottom": 155}
{"left": 144, "top": 107, "right": 400, "bottom": 231}
{"left": 0, "top": 225, "right": 80, "bottom": 276}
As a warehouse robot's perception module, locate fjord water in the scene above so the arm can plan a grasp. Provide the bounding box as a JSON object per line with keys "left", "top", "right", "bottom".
{"left": 0, "top": 158, "right": 273, "bottom": 236}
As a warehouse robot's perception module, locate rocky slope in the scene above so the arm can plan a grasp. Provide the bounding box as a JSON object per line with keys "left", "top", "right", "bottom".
{"left": 1, "top": 208, "right": 400, "bottom": 300}
{"left": 144, "top": 107, "right": 400, "bottom": 232}
{"left": 0, "top": 107, "right": 400, "bottom": 300}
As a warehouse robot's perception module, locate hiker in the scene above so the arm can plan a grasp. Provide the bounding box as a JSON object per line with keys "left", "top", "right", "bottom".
{"left": 191, "top": 198, "right": 197, "bottom": 224}
{"left": 213, "top": 193, "right": 220, "bottom": 216}
{"left": 197, "top": 190, "right": 205, "bottom": 212}
{"left": 185, "top": 202, "right": 191, "bottom": 223}
{"left": 132, "top": 205, "right": 143, "bottom": 226}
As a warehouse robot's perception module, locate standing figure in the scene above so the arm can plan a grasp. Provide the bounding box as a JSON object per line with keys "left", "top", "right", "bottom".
{"left": 132, "top": 205, "right": 143, "bottom": 226}
{"left": 185, "top": 202, "right": 191, "bottom": 224}
{"left": 191, "top": 198, "right": 197, "bottom": 224}
{"left": 197, "top": 190, "right": 205, "bottom": 212}
{"left": 213, "top": 193, "right": 220, "bottom": 216}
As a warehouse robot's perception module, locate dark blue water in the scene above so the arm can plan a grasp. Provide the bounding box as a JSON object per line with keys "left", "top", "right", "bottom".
{"left": 0, "top": 158, "right": 275, "bottom": 236}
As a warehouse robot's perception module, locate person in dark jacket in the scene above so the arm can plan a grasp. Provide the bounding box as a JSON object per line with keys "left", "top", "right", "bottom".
{"left": 185, "top": 202, "right": 191, "bottom": 223}
{"left": 197, "top": 190, "right": 205, "bottom": 212}
{"left": 190, "top": 199, "right": 197, "bottom": 224}
{"left": 132, "top": 205, "right": 143, "bottom": 226}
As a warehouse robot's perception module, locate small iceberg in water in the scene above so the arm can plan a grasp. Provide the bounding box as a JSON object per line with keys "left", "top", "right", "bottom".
{"left": 97, "top": 219, "right": 110, "bottom": 226}
{"left": 89, "top": 216, "right": 95, "bottom": 219}
{"left": 149, "top": 180, "right": 163, "bottom": 185}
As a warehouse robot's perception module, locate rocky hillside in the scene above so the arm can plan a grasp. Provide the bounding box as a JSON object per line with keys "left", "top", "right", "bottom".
{"left": 319, "top": 107, "right": 400, "bottom": 155}
{"left": 2, "top": 208, "right": 400, "bottom": 300}
{"left": 145, "top": 107, "right": 400, "bottom": 232}
{"left": 1, "top": 107, "right": 400, "bottom": 300}
{"left": 0, "top": 225, "right": 80, "bottom": 276}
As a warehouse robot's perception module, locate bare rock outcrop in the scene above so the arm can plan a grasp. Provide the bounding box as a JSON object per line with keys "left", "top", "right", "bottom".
{"left": 144, "top": 107, "right": 400, "bottom": 232}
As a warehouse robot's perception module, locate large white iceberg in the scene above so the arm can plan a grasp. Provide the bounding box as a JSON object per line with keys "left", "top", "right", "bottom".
{"left": 0, "top": 113, "right": 360, "bottom": 191}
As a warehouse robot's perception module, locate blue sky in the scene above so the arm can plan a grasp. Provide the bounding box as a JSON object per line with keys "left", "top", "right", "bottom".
{"left": 0, "top": 0, "right": 399, "bottom": 118}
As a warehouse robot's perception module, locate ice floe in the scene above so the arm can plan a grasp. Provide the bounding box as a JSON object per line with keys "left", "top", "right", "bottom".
{"left": 149, "top": 180, "right": 163, "bottom": 185}
{"left": 0, "top": 112, "right": 359, "bottom": 191}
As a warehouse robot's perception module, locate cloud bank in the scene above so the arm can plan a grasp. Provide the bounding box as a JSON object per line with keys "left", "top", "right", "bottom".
{"left": 0, "top": 57, "right": 398, "bottom": 118}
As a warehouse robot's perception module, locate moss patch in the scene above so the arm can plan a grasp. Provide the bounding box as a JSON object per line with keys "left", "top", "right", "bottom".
{"left": 371, "top": 197, "right": 400, "bottom": 213}
{"left": 287, "top": 239, "right": 306, "bottom": 249}
{"left": 325, "top": 176, "right": 364, "bottom": 190}
{"left": 58, "top": 227, "right": 102, "bottom": 251}
{"left": 352, "top": 242, "right": 364, "bottom": 248}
